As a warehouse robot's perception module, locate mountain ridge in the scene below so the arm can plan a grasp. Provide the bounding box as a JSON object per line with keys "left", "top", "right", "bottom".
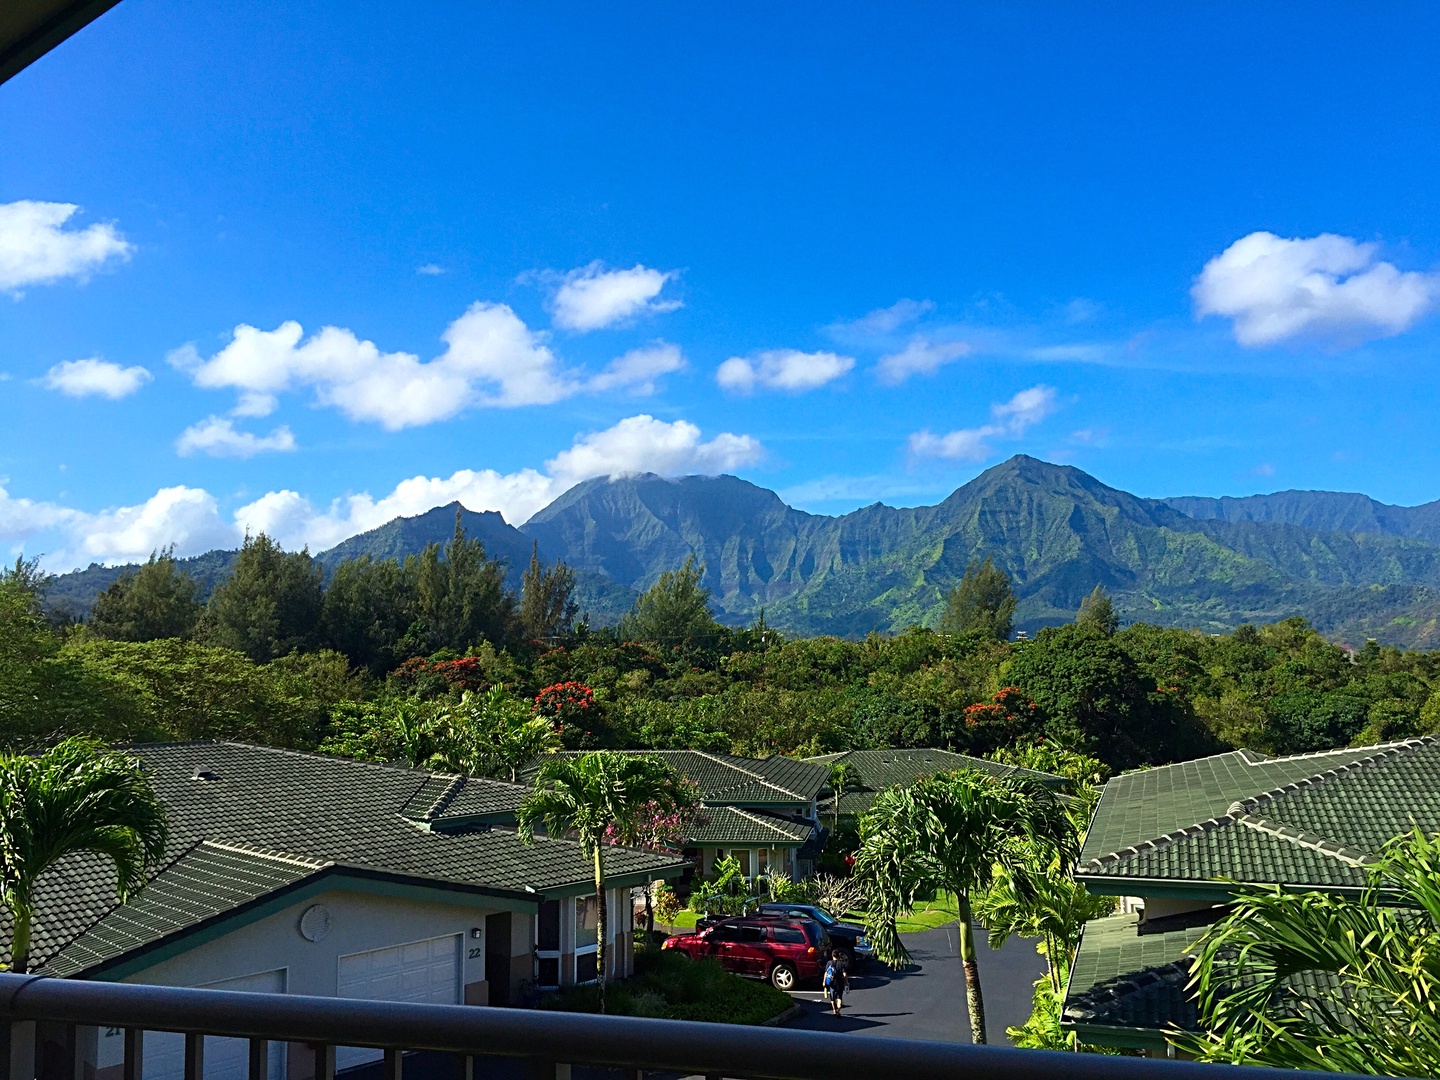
{"left": 44, "top": 456, "right": 1440, "bottom": 647}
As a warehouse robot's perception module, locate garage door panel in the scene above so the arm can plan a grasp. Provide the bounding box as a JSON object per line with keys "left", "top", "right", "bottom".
{"left": 141, "top": 970, "right": 287, "bottom": 1080}
{"left": 337, "top": 935, "right": 460, "bottom": 1071}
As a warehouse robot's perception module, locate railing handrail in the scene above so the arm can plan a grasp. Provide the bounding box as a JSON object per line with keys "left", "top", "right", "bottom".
{"left": 0, "top": 973, "right": 1365, "bottom": 1080}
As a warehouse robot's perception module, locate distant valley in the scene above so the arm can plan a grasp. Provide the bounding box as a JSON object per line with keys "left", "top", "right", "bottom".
{"left": 46, "top": 456, "right": 1440, "bottom": 648}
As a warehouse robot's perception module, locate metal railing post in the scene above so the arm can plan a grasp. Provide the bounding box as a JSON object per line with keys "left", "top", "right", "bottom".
{"left": 35, "top": 1021, "right": 78, "bottom": 1080}
{"left": 183, "top": 1033, "right": 203, "bottom": 1080}
{"left": 247, "top": 1039, "right": 267, "bottom": 1080}
{"left": 313, "top": 1043, "right": 334, "bottom": 1080}
{"left": 0, "top": 1019, "right": 11, "bottom": 1080}
{"left": 123, "top": 1028, "right": 143, "bottom": 1080}
{"left": 382, "top": 1048, "right": 402, "bottom": 1080}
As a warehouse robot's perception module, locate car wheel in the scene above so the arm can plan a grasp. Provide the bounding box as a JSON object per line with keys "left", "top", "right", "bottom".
{"left": 770, "top": 963, "right": 797, "bottom": 991}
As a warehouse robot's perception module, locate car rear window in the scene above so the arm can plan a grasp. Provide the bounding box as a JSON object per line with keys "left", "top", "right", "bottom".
{"left": 801, "top": 922, "right": 825, "bottom": 946}
{"left": 772, "top": 926, "right": 807, "bottom": 944}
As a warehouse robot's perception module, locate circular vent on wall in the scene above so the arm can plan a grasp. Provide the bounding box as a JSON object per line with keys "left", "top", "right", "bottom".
{"left": 299, "top": 904, "right": 332, "bottom": 942}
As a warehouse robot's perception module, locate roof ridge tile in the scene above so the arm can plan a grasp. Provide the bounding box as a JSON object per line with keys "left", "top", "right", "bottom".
{"left": 1231, "top": 815, "right": 1374, "bottom": 868}
{"left": 199, "top": 840, "right": 332, "bottom": 870}
{"left": 1081, "top": 815, "right": 1238, "bottom": 874}
{"left": 1227, "top": 738, "right": 1433, "bottom": 816}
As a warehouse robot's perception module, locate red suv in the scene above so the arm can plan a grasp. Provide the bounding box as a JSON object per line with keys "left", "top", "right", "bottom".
{"left": 661, "top": 917, "right": 830, "bottom": 990}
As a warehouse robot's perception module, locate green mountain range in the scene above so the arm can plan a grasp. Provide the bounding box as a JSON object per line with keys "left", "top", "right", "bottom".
{"left": 46, "top": 456, "right": 1440, "bottom": 647}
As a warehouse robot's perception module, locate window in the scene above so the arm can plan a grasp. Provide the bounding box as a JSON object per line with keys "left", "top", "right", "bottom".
{"left": 709, "top": 923, "right": 740, "bottom": 942}
{"left": 738, "top": 924, "right": 765, "bottom": 943}
{"left": 757, "top": 848, "right": 769, "bottom": 875}
{"left": 574, "top": 895, "right": 600, "bottom": 983}
{"left": 537, "top": 901, "right": 561, "bottom": 952}
{"left": 773, "top": 926, "right": 806, "bottom": 944}
{"left": 536, "top": 900, "right": 562, "bottom": 989}
{"left": 734, "top": 850, "right": 751, "bottom": 877}
{"left": 575, "top": 951, "right": 598, "bottom": 984}
{"left": 575, "top": 896, "right": 599, "bottom": 949}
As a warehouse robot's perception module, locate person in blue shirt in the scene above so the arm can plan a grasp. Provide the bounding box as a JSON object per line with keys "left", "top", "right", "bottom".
{"left": 823, "top": 952, "right": 849, "bottom": 1015}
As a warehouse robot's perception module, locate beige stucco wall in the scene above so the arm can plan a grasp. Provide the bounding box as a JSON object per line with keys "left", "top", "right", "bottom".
{"left": 117, "top": 886, "right": 503, "bottom": 997}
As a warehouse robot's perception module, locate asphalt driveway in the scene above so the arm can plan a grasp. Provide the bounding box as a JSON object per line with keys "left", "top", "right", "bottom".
{"left": 781, "top": 924, "right": 1045, "bottom": 1044}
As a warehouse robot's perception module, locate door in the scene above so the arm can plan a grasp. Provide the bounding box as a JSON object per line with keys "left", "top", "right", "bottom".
{"left": 704, "top": 923, "right": 744, "bottom": 972}
{"left": 733, "top": 923, "right": 769, "bottom": 976}
{"left": 336, "top": 934, "right": 461, "bottom": 1070}
{"left": 141, "top": 970, "right": 287, "bottom": 1080}
{"left": 485, "top": 911, "right": 512, "bottom": 1006}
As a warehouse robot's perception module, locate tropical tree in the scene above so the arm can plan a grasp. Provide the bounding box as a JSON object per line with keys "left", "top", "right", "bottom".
{"left": 516, "top": 752, "right": 685, "bottom": 1013}
{"left": 852, "top": 770, "right": 1075, "bottom": 1043}
{"left": 622, "top": 556, "right": 723, "bottom": 648}
{"left": 88, "top": 549, "right": 202, "bottom": 642}
{"left": 1075, "top": 584, "right": 1119, "bottom": 635}
{"left": 519, "top": 545, "right": 579, "bottom": 642}
{"left": 823, "top": 761, "right": 864, "bottom": 833}
{"left": 0, "top": 738, "right": 169, "bottom": 972}
{"left": 939, "top": 556, "right": 1016, "bottom": 641}
{"left": 439, "top": 686, "right": 561, "bottom": 782}
{"left": 1185, "top": 828, "right": 1440, "bottom": 1074}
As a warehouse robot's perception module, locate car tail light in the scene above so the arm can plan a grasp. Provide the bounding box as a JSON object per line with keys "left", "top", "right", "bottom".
{"left": 807, "top": 946, "right": 815, "bottom": 954}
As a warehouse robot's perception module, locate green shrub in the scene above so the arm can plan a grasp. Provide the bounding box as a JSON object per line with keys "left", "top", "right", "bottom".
{"left": 537, "top": 952, "right": 789, "bottom": 1024}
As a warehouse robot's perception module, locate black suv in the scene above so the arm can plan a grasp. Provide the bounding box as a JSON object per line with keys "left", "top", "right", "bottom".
{"left": 752, "top": 903, "right": 872, "bottom": 964}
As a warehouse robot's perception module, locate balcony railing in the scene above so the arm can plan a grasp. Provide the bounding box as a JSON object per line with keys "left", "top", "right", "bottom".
{"left": 0, "top": 973, "right": 1357, "bottom": 1080}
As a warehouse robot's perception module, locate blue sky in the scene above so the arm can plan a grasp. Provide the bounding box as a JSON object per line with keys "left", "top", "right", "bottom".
{"left": 5, "top": 2, "right": 1440, "bottom": 569}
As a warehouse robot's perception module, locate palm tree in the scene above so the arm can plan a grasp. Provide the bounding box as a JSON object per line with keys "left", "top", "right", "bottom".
{"left": 440, "top": 686, "right": 560, "bottom": 782}
{"left": 976, "top": 853, "right": 1115, "bottom": 999}
{"left": 852, "top": 770, "right": 1075, "bottom": 1044}
{"left": 517, "top": 752, "right": 683, "bottom": 1013}
{"left": 1186, "top": 828, "right": 1440, "bottom": 1074}
{"left": 0, "top": 738, "right": 168, "bottom": 973}
{"left": 823, "top": 761, "right": 864, "bottom": 834}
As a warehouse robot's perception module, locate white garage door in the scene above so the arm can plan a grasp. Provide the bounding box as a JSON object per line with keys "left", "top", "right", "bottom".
{"left": 335, "top": 934, "right": 461, "bottom": 1070}
{"left": 141, "top": 969, "right": 287, "bottom": 1080}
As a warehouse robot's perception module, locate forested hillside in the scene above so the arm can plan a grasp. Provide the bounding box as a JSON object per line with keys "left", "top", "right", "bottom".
{"left": 8, "top": 529, "right": 1440, "bottom": 778}
{"left": 44, "top": 456, "right": 1440, "bottom": 646}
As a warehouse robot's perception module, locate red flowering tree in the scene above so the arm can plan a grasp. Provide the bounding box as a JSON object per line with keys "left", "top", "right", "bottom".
{"left": 962, "top": 686, "right": 1042, "bottom": 754}
{"left": 604, "top": 775, "right": 703, "bottom": 939}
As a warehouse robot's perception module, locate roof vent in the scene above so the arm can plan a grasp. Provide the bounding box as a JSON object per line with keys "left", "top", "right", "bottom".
{"left": 191, "top": 766, "right": 219, "bottom": 781}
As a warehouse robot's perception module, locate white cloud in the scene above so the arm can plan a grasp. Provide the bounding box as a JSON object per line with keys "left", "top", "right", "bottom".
{"left": 587, "top": 342, "right": 685, "bottom": 396}
{"left": 2, "top": 484, "right": 238, "bottom": 568}
{"left": 874, "top": 337, "right": 972, "bottom": 384}
{"left": 39, "top": 358, "right": 151, "bottom": 399}
{"left": 175, "top": 417, "right": 298, "bottom": 459}
{"left": 828, "top": 299, "right": 935, "bottom": 344}
{"left": 0, "top": 201, "right": 133, "bottom": 291}
{"left": 4, "top": 415, "right": 765, "bottom": 569}
{"left": 716, "top": 349, "right": 855, "bottom": 394}
{"left": 416, "top": 263, "right": 445, "bottom": 276}
{"left": 173, "top": 303, "right": 578, "bottom": 429}
{"left": 550, "top": 263, "right": 680, "bottom": 332}
{"left": 546, "top": 414, "right": 763, "bottom": 485}
{"left": 909, "top": 384, "right": 1058, "bottom": 461}
{"left": 1193, "top": 231, "right": 1440, "bottom": 347}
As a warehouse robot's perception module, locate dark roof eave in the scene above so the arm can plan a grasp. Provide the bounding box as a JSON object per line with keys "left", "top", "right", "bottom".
{"left": 1077, "top": 873, "right": 1373, "bottom": 901}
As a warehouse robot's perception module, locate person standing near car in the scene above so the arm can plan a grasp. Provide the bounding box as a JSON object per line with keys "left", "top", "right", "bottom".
{"left": 823, "top": 951, "right": 849, "bottom": 1016}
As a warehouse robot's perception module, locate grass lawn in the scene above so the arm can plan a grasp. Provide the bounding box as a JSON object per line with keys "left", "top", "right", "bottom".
{"left": 668, "top": 910, "right": 699, "bottom": 930}
{"left": 893, "top": 892, "right": 960, "bottom": 934}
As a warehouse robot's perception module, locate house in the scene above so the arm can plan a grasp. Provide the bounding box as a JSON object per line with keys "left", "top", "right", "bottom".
{"left": 1064, "top": 737, "right": 1440, "bottom": 1053}
{"left": 807, "top": 748, "right": 1068, "bottom": 823}
{"left": 12, "top": 742, "right": 686, "bottom": 1080}
{"left": 523, "top": 750, "right": 830, "bottom": 882}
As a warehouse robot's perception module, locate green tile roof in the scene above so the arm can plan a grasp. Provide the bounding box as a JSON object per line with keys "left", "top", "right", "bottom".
{"left": 8, "top": 742, "right": 686, "bottom": 977}
{"left": 1079, "top": 743, "right": 1405, "bottom": 867}
{"left": 45, "top": 842, "right": 326, "bottom": 977}
{"left": 1063, "top": 913, "right": 1211, "bottom": 1035}
{"left": 398, "top": 772, "right": 529, "bottom": 824}
{"left": 686, "top": 807, "right": 816, "bottom": 846}
{"left": 806, "top": 748, "right": 1066, "bottom": 817}
{"left": 1079, "top": 738, "right": 1439, "bottom": 892}
{"left": 1064, "top": 911, "right": 1346, "bottom": 1042}
{"left": 527, "top": 750, "right": 830, "bottom": 806}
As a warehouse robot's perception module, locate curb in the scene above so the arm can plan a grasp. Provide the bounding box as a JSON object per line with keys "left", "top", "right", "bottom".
{"left": 761, "top": 1004, "right": 804, "bottom": 1027}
